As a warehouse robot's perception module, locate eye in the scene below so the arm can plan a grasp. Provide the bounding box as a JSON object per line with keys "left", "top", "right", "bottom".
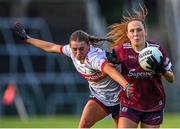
{"left": 137, "top": 28, "right": 142, "bottom": 32}
{"left": 79, "top": 47, "right": 84, "bottom": 51}
{"left": 129, "top": 29, "right": 134, "bottom": 33}
{"left": 72, "top": 48, "right": 77, "bottom": 51}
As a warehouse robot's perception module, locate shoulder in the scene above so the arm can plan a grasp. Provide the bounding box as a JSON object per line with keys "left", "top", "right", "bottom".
{"left": 115, "top": 42, "right": 131, "bottom": 50}
{"left": 146, "top": 41, "right": 169, "bottom": 59}
{"left": 115, "top": 42, "right": 132, "bottom": 53}
{"left": 87, "top": 46, "right": 106, "bottom": 64}
{"left": 146, "top": 41, "right": 166, "bottom": 53}
{"left": 62, "top": 44, "right": 72, "bottom": 57}
{"left": 146, "top": 41, "right": 161, "bottom": 48}
{"left": 88, "top": 46, "right": 105, "bottom": 58}
{"left": 122, "top": 42, "right": 132, "bottom": 49}
{"left": 62, "top": 44, "right": 70, "bottom": 50}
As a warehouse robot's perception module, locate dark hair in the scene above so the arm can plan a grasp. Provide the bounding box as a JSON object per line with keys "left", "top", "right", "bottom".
{"left": 69, "top": 30, "right": 110, "bottom": 46}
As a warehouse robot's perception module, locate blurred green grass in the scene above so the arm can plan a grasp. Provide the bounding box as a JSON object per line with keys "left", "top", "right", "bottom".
{"left": 0, "top": 113, "right": 180, "bottom": 128}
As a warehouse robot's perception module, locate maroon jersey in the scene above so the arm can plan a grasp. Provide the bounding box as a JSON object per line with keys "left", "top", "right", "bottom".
{"left": 115, "top": 41, "right": 172, "bottom": 112}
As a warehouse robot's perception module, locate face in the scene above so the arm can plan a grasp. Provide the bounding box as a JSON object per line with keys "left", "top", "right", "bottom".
{"left": 127, "top": 20, "right": 147, "bottom": 48}
{"left": 70, "top": 40, "right": 90, "bottom": 61}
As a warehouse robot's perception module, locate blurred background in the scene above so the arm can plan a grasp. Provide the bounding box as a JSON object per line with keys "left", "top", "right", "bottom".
{"left": 0, "top": 0, "right": 180, "bottom": 127}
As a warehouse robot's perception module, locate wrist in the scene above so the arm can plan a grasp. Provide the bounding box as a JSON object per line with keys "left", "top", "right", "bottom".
{"left": 161, "top": 68, "right": 167, "bottom": 75}
{"left": 123, "top": 83, "right": 130, "bottom": 91}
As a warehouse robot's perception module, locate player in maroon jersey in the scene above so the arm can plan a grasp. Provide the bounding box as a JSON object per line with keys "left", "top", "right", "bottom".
{"left": 106, "top": 6, "right": 175, "bottom": 128}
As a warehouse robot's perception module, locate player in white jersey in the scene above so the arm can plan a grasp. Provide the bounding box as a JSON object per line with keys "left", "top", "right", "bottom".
{"left": 62, "top": 44, "right": 121, "bottom": 106}
{"left": 14, "top": 23, "right": 134, "bottom": 128}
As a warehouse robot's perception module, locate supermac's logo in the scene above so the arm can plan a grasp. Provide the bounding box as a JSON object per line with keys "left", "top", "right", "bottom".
{"left": 128, "top": 69, "right": 154, "bottom": 78}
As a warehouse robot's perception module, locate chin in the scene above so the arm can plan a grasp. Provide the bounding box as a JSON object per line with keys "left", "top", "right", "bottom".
{"left": 76, "top": 57, "right": 83, "bottom": 60}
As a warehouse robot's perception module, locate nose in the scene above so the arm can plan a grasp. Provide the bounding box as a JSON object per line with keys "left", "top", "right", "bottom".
{"left": 77, "top": 49, "right": 81, "bottom": 54}
{"left": 76, "top": 50, "right": 82, "bottom": 56}
{"left": 134, "top": 30, "right": 138, "bottom": 35}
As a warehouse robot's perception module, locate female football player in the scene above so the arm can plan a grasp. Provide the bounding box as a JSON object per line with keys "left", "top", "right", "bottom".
{"left": 106, "top": 5, "right": 175, "bottom": 128}
{"left": 13, "top": 23, "right": 134, "bottom": 128}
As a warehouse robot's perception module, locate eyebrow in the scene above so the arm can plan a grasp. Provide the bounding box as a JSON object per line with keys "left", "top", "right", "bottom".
{"left": 129, "top": 27, "right": 143, "bottom": 31}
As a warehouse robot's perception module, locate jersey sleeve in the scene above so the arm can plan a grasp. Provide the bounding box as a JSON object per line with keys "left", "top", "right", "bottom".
{"left": 59, "top": 45, "right": 64, "bottom": 54}
{"left": 159, "top": 46, "right": 172, "bottom": 71}
{"left": 89, "top": 49, "right": 108, "bottom": 74}
{"left": 59, "top": 44, "right": 72, "bottom": 57}
{"left": 114, "top": 44, "right": 123, "bottom": 63}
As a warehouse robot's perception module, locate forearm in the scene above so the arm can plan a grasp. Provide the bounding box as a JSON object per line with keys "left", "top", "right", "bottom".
{"left": 14, "top": 22, "right": 61, "bottom": 53}
{"left": 25, "top": 37, "right": 60, "bottom": 53}
{"left": 103, "top": 63, "right": 129, "bottom": 88}
{"left": 163, "top": 71, "right": 175, "bottom": 83}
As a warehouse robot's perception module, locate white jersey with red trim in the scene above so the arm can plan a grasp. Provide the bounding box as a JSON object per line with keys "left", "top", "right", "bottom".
{"left": 61, "top": 45, "right": 121, "bottom": 106}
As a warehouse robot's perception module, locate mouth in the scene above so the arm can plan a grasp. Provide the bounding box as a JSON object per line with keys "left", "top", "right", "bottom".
{"left": 134, "top": 36, "right": 140, "bottom": 39}
{"left": 134, "top": 38, "right": 140, "bottom": 41}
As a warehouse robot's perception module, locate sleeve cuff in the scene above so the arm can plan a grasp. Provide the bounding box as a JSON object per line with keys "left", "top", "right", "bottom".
{"left": 59, "top": 45, "right": 64, "bottom": 54}
{"left": 101, "top": 60, "right": 108, "bottom": 76}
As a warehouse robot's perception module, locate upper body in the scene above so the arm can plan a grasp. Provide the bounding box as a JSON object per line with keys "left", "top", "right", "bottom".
{"left": 60, "top": 44, "right": 121, "bottom": 106}
{"left": 114, "top": 41, "right": 172, "bottom": 112}
{"left": 13, "top": 24, "right": 131, "bottom": 106}
{"left": 106, "top": 15, "right": 175, "bottom": 112}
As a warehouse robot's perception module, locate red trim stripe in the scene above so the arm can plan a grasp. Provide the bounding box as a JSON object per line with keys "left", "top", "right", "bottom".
{"left": 101, "top": 60, "right": 108, "bottom": 76}
{"left": 80, "top": 72, "right": 105, "bottom": 82}
{"left": 59, "top": 45, "right": 64, "bottom": 54}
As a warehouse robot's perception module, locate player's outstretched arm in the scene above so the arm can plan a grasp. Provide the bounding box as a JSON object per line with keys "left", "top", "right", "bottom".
{"left": 103, "top": 63, "right": 128, "bottom": 87}
{"left": 13, "top": 22, "right": 61, "bottom": 54}
{"left": 103, "top": 63, "right": 135, "bottom": 98}
{"left": 25, "top": 38, "right": 61, "bottom": 53}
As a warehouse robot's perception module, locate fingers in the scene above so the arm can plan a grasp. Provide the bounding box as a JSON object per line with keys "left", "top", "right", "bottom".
{"left": 14, "top": 22, "right": 23, "bottom": 30}
{"left": 126, "top": 84, "right": 135, "bottom": 99}
{"left": 14, "top": 22, "right": 20, "bottom": 27}
{"left": 13, "top": 22, "right": 23, "bottom": 33}
{"left": 127, "top": 92, "right": 134, "bottom": 99}
{"left": 106, "top": 51, "right": 120, "bottom": 64}
{"left": 13, "top": 22, "right": 28, "bottom": 40}
{"left": 150, "top": 55, "right": 158, "bottom": 63}
{"left": 146, "top": 66, "right": 152, "bottom": 70}
{"left": 160, "top": 56, "right": 164, "bottom": 64}
{"left": 112, "top": 49, "right": 116, "bottom": 55}
{"left": 146, "top": 55, "right": 158, "bottom": 66}
{"left": 146, "top": 57, "right": 153, "bottom": 65}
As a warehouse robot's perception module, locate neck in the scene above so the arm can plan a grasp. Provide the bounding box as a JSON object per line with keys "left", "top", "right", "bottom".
{"left": 132, "top": 42, "right": 146, "bottom": 53}
{"left": 80, "top": 59, "right": 85, "bottom": 64}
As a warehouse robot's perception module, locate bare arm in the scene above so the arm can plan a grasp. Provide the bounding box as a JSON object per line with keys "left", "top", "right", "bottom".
{"left": 103, "top": 63, "right": 129, "bottom": 88}
{"left": 163, "top": 71, "right": 175, "bottom": 83}
{"left": 14, "top": 22, "right": 62, "bottom": 54}
{"left": 25, "top": 37, "right": 62, "bottom": 53}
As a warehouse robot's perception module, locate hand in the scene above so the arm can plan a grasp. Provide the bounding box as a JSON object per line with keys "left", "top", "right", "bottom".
{"left": 106, "top": 49, "right": 120, "bottom": 64}
{"left": 13, "top": 22, "right": 29, "bottom": 40}
{"left": 123, "top": 84, "right": 134, "bottom": 99}
{"left": 146, "top": 55, "right": 167, "bottom": 75}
